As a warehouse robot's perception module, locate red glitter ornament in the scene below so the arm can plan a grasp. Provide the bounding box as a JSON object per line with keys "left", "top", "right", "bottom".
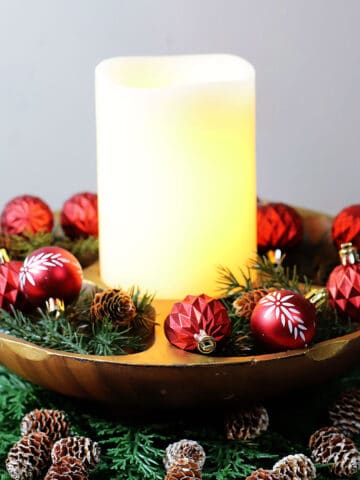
{"left": 0, "top": 195, "right": 53, "bottom": 236}
{"left": 327, "top": 243, "right": 360, "bottom": 321}
{"left": 257, "top": 202, "right": 303, "bottom": 253}
{"left": 60, "top": 192, "right": 98, "bottom": 239}
{"left": 251, "top": 290, "right": 316, "bottom": 351}
{"left": 0, "top": 250, "right": 26, "bottom": 312}
{"left": 332, "top": 205, "right": 360, "bottom": 250}
{"left": 19, "top": 246, "right": 83, "bottom": 307}
{"left": 164, "top": 294, "right": 231, "bottom": 354}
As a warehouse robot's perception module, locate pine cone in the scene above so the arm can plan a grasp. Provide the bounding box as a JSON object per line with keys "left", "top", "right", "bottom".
{"left": 309, "top": 426, "right": 360, "bottom": 477}
{"left": 51, "top": 436, "right": 101, "bottom": 471}
{"left": 164, "top": 458, "right": 202, "bottom": 480}
{"left": 329, "top": 390, "right": 360, "bottom": 437}
{"left": 225, "top": 405, "right": 269, "bottom": 440}
{"left": 6, "top": 432, "right": 52, "bottom": 480}
{"left": 44, "top": 456, "right": 88, "bottom": 480}
{"left": 20, "top": 409, "right": 70, "bottom": 442}
{"left": 164, "top": 439, "right": 206, "bottom": 471}
{"left": 90, "top": 288, "right": 136, "bottom": 327}
{"left": 233, "top": 288, "right": 276, "bottom": 319}
{"left": 272, "top": 453, "right": 316, "bottom": 479}
{"left": 246, "top": 468, "right": 280, "bottom": 479}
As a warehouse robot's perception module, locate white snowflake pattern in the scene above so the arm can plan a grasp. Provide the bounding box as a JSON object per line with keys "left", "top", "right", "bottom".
{"left": 19, "top": 252, "right": 71, "bottom": 288}
{"left": 259, "top": 291, "right": 307, "bottom": 341}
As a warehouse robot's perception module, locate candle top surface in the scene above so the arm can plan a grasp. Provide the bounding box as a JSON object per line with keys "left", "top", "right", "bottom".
{"left": 96, "top": 54, "right": 254, "bottom": 90}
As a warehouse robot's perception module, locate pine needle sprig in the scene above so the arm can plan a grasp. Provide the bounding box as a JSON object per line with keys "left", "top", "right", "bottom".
{"left": 54, "top": 235, "right": 99, "bottom": 267}
{"left": 0, "top": 232, "right": 54, "bottom": 260}
{"left": 129, "top": 286, "right": 157, "bottom": 337}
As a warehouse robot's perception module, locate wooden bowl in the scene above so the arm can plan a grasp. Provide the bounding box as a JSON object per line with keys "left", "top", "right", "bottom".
{"left": 0, "top": 206, "right": 358, "bottom": 411}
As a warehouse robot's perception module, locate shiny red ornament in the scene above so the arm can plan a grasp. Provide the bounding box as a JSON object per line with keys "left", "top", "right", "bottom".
{"left": 332, "top": 204, "right": 360, "bottom": 250}
{"left": 251, "top": 290, "right": 316, "bottom": 351}
{"left": 327, "top": 243, "right": 360, "bottom": 321}
{"left": 0, "top": 195, "right": 53, "bottom": 236}
{"left": 257, "top": 202, "right": 303, "bottom": 253}
{"left": 164, "top": 294, "right": 231, "bottom": 354}
{"left": 60, "top": 192, "right": 98, "bottom": 238}
{"left": 19, "top": 246, "right": 83, "bottom": 307}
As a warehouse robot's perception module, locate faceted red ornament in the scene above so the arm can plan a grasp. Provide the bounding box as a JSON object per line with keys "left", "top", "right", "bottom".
{"left": 257, "top": 202, "right": 303, "bottom": 252}
{"left": 251, "top": 290, "right": 316, "bottom": 351}
{"left": 327, "top": 263, "right": 360, "bottom": 322}
{"left": 0, "top": 260, "right": 27, "bottom": 311}
{"left": 0, "top": 195, "right": 53, "bottom": 235}
{"left": 19, "top": 246, "right": 83, "bottom": 307}
{"left": 332, "top": 204, "right": 360, "bottom": 250}
{"left": 60, "top": 192, "right": 98, "bottom": 238}
{"left": 164, "top": 294, "right": 231, "bottom": 354}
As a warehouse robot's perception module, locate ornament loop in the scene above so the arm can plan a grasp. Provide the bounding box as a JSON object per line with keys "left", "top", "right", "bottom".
{"left": 195, "top": 330, "right": 216, "bottom": 354}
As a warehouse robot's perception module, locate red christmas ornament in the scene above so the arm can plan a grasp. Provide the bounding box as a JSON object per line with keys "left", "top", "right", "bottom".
{"left": 0, "top": 250, "right": 27, "bottom": 311}
{"left": 327, "top": 243, "right": 360, "bottom": 321}
{"left": 19, "top": 246, "right": 83, "bottom": 307}
{"left": 0, "top": 195, "right": 53, "bottom": 236}
{"left": 332, "top": 205, "right": 360, "bottom": 250}
{"left": 251, "top": 290, "right": 316, "bottom": 351}
{"left": 60, "top": 192, "right": 98, "bottom": 239}
{"left": 164, "top": 294, "right": 231, "bottom": 354}
{"left": 257, "top": 202, "right": 303, "bottom": 253}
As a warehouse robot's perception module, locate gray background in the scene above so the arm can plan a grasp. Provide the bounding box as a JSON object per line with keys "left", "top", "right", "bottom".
{"left": 1, "top": 0, "right": 359, "bottom": 215}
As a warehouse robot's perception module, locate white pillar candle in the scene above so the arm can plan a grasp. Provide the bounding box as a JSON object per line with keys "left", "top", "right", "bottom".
{"left": 96, "top": 54, "right": 256, "bottom": 299}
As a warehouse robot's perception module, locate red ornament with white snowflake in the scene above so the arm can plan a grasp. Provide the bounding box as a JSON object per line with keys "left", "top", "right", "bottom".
{"left": 0, "top": 195, "right": 54, "bottom": 236}
{"left": 19, "top": 246, "right": 83, "bottom": 307}
{"left": 0, "top": 250, "right": 27, "bottom": 312}
{"left": 164, "top": 294, "right": 231, "bottom": 354}
{"left": 327, "top": 242, "right": 360, "bottom": 321}
{"left": 60, "top": 192, "right": 98, "bottom": 239}
{"left": 257, "top": 202, "right": 303, "bottom": 253}
{"left": 332, "top": 204, "right": 360, "bottom": 250}
{"left": 250, "top": 290, "right": 316, "bottom": 351}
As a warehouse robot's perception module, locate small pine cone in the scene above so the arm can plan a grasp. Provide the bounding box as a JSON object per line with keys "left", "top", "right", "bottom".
{"left": 233, "top": 288, "right": 276, "bottom": 319}
{"left": 329, "top": 390, "right": 360, "bottom": 437}
{"left": 164, "top": 439, "right": 206, "bottom": 471}
{"left": 20, "top": 409, "right": 70, "bottom": 442}
{"left": 272, "top": 453, "right": 316, "bottom": 479}
{"left": 310, "top": 426, "right": 360, "bottom": 477}
{"left": 6, "top": 432, "right": 52, "bottom": 480}
{"left": 246, "top": 468, "right": 280, "bottom": 480}
{"left": 44, "top": 456, "right": 88, "bottom": 480}
{"left": 225, "top": 405, "right": 269, "bottom": 440}
{"left": 164, "top": 458, "right": 202, "bottom": 480}
{"left": 51, "top": 436, "right": 101, "bottom": 471}
{"left": 90, "top": 288, "right": 136, "bottom": 327}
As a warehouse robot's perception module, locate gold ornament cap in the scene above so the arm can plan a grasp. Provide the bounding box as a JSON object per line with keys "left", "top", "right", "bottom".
{"left": 339, "top": 242, "right": 359, "bottom": 266}
{"left": 194, "top": 329, "right": 216, "bottom": 354}
{"left": 0, "top": 248, "right": 10, "bottom": 264}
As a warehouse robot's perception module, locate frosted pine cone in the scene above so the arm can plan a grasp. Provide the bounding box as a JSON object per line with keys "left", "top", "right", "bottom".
{"left": 310, "top": 426, "right": 360, "bottom": 477}
{"left": 20, "top": 409, "right": 70, "bottom": 442}
{"left": 44, "top": 456, "right": 88, "bottom": 480}
{"left": 272, "top": 453, "right": 316, "bottom": 479}
{"left": 164, "top": 439, "right": 206, "bottom": 471}
{"left": 246, "top": 468, "right": 280, "bottom": 479}
{"left": 165, "top": 458, "right": 202, "bottom": 480}
{"left": 51, "top": 436, "right": 101, "bottom": 471}
{"left": 90, "top": 288, "right": 136, "bottom": 327}
{"left": 225, "top": 405, "right": 269, "bottom": 440}
{"left": 329, "top": 390, "right": 360, "bottom": 437}
{"left": 6, "top": 432, "right": 52, "bottom": 480}
{"left": 233, "top": 288, "right": 276, "bottom": 319}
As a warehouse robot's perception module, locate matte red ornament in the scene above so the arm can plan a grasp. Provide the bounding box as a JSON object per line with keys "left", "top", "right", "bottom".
{"left": 19, "top": 246, "right": 83, "bottom": 307}
{"left": 327, "top": 243, "right": 360, "bottom": 321}
{"left": 60, "top": 192, "right": 98, "bottom": 238}
{"left": 251, "top": 290, "right": 316, "bottom": 351}
{"left": 0, "top": 195, "right": 53, "bottom": 236}
{"left": 257, "top": 202, "right": 303, "bottom": 253}
{"left": 164, "top": 294, "right": 231, "bottom": 354}
{"left": 332, "top": 204, "right": 360, "bottom": 250}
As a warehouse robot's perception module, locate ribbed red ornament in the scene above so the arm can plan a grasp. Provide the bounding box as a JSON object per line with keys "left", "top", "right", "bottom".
{"left": 332, "top": 205, "right": 360, "bottom": 250}
{"left": 60, "top": 192, "right": 98, "bottom": 239}
{"left": 327, "top": 243, "right": 360, "bottom": 321}
{"left": 0, "top": 195, "right": 53, "bottom": 235}
{"left": 164, "top": 294, "right": 231, "bottom": 354}
{"left": 257, "top": 202, "right": 303, "bottom": 252}
{"left": 251, "top": 290, "right": 316, "bottom": 351}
